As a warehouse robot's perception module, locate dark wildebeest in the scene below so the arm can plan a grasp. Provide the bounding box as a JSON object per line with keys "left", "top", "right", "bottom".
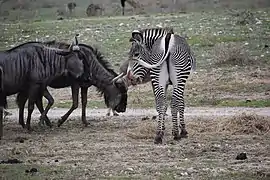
{"left": 105, "top": 59, "right": 151, "bottom": 116}
{"left": 67, "top": 2, "right": 76, "bottom": 14}
{"left": 17, "top": 40, "right": 128, "bottom": 127}
{"left": 120, "top": 0, "right": 126, "bottom": 15}
{"left": 0, "top": 40, "right": 84, "bottom": 134}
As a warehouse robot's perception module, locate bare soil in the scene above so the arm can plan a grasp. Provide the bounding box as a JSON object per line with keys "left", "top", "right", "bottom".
{"left": 1, "top": 107, "right": 270, "bottom": 179}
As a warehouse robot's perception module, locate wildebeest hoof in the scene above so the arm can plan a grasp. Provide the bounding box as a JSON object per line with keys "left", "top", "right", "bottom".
{"left": 20, "top": 123, "right": 26, "bottom": 129}
{"left": 57, "top": 120, "right": 63, "bottom": 127}
{"left": 38, "top": 121, "right": 45, "bottom": 128}
{"left": 180, "top": 129, "right": 188, "bottom": 138}
{"left": 26, "top": 125, "right": 33, "bottom": 132}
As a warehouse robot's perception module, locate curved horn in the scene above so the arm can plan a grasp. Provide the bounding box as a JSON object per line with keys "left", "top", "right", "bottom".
{"left": 112, "top": 72, "right": 124, "bottom": 82}
{"left": 75, "top": 34, "right": 79, "bottom": 45}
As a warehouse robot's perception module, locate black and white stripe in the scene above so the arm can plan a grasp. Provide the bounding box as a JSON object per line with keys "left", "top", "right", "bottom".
{"left": 127, "top": 27, "right": 196, "bottom": 144}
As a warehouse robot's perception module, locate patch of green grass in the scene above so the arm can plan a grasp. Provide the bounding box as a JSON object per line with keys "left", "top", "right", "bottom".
{"left": 187, "top": 97, "right": 270, "bottom": 108}
{"left": 54, "top": 100, "right": 106, "bottom": 109}
{"left": 217, "top": 99, "right": 270, "bottom": 108}
{"left": 0, "top": 164, "right": 66, "bottom": 180}
{"left": 204, "top": 171, "right": 270, "bottom": 180}
{"left": 188, "top": 35, "right": 247, "bottom": 47}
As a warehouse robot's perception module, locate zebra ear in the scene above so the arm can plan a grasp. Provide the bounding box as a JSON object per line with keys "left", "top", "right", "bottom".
{"left": 131, "top": 30, "right": 143, "bottom": 42}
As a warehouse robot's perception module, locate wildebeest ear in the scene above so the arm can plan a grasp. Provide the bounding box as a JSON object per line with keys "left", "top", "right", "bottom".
{"left": 131, "top": 30, "right": 143, "bottom": 42}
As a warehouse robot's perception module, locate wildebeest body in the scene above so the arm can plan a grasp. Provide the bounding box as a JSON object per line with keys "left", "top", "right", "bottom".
{"left": 0, "top": 42, "right": 84, "bottom": 132}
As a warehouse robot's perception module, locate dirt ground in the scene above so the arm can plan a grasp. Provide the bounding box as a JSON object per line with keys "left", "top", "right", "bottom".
{"left": 1, "top": 107, "right": 270, "bottom": 179}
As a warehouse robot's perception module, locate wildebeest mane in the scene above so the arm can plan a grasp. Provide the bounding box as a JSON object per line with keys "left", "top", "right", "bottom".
{"left": 78, "top": 44, "right": 118, "bottom": 96}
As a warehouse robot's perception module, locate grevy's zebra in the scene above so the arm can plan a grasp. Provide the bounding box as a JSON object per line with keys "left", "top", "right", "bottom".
{"left": 125, "top": 27, "right": 196, "bottom": 144}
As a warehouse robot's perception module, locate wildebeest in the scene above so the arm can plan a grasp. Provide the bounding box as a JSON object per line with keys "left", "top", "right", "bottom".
{"left": 17, "top": 40, "right": 128, "bottom": 127}
{"left": 67, "top": 2, "right": 76, "bottom": 14}
{"left": 0, "top": 40, "right": 84, "bottom": 133}
{"left": 105, "top": 59, "right": 151, "bottom": 116}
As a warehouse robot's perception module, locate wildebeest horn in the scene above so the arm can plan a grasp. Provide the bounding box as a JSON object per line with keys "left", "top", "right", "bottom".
{"left": 112, "top": 72, "right": 124, "bottom": 82}
{"left": 75, "top": 34, "right": 79, "bottom": 45}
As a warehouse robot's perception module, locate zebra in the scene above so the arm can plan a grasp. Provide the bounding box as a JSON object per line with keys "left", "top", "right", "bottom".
{"left": 122, "top": 27, "right": 196, "bottom": 144}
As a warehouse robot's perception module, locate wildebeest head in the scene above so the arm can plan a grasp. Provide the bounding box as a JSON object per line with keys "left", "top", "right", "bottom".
{"left": 103, "top": 77, "right": 128, "bottom": 113}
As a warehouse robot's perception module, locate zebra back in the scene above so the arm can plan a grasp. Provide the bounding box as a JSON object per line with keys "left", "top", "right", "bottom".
{"left": 132, "top": 27, "right": 174, "bottom": 50}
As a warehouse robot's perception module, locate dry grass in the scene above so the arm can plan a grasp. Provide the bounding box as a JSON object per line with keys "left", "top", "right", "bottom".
{"left": 213, "top": 42, "right": 255, "bottom": 66}
{"left": 127, "top": 121, "right": 156, "bottom": 139}
{"left": 189, "top": 113, "right": 270, "bottom": 135}
{"left": 127, "top": 113, "right": 270, "bottom": 139}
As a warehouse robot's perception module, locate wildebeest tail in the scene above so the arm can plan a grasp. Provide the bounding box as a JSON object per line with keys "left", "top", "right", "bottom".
{"left": 0, "top": 66, "right": 7, "bottom": 108}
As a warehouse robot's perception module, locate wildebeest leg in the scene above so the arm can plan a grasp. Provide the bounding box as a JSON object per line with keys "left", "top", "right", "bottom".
{"left": 0, "top": 107, "right": 3, "bottom": 140}
{"left": 112, "top": 110, "right": 119, "bottom": 116}
{"left": 26, "top": 84, "right": 39, "bottom": 131}
{"left": 81, "top": 87, "right": 88, "bottom": 126}
{"left": 58, "top": 84, "right": 79, "bottom": 127}
{"left": 16, "top": 92, "right": 28, "bottom": 128}
{"left": 38, "top": 88, "right": 53, "bottom": 127}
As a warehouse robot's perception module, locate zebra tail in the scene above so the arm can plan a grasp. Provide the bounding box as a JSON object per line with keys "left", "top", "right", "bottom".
{"left": 137, "top": 33, "right": 172, "bottom": 69}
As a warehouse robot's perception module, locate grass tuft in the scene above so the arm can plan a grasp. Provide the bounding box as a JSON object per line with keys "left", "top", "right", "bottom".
{"left": 189, "top": 113, "right": 270, "bottom": 135}
{"left": 127, "top": 121, "right": 156, "bottom": 139}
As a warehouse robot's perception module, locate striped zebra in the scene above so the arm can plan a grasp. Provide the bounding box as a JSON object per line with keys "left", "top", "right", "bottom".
{"left": 123, "top": 27, "right": 196, "bottom": 144}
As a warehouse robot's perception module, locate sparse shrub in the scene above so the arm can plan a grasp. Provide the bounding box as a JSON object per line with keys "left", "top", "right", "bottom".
{"left": 213, "top": 42, "right": 254, "bottom": 66}
{"left": 235, "top": 10, "right": 257, "bottom": 25}
{"left": 86, "top": 4, "right": 104, "bottom": 17}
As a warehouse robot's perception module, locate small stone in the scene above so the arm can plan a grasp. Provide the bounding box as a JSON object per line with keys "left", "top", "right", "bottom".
{"left": 126, "top": 167, "right": 134, "bottom": 171}
{"left": 30, "top": 168, "right": 38, "bottom": 173}
{"left": 142, "top": 116, "right": 149, "bottom": 121}
{"left": 54, "top": 159, "right": 59, "bottom": 162}
{"left": 236, "top": 152, "right": 247, "bottom": 160}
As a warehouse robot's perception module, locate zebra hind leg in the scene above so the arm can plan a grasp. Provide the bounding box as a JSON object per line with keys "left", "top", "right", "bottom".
{"left": 171, "top": 92, "right": 181, "bottom": 140}
{"left": 178, "top": 91, "right": 188, "bottom": 138}
{"left": 171, "top": 88, "right": 188, "bottom": 140}
{"left": 153, "top": 90, "right": 167, "bottom": 144}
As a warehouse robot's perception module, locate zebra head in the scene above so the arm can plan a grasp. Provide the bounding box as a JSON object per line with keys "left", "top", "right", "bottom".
{"left": 125, "top": 34, "right": 150, "bottom": 85}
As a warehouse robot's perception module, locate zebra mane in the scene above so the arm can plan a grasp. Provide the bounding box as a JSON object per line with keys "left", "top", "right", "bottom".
{"left": 138, "top": 27, "right": 174, "bottom": 34}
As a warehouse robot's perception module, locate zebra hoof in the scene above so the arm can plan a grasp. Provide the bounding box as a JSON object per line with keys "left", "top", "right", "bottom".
{"left": 154, "top": 136, "right": 162, "bottom": 144}
{"left": 180, "top": 129, "right": 188, "bottom": 138}
{"left": 154, "top": 131, "right": 164, "bottom": 144}
{"left": 173, "top": 133, "right": 181, "bottom": 141}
